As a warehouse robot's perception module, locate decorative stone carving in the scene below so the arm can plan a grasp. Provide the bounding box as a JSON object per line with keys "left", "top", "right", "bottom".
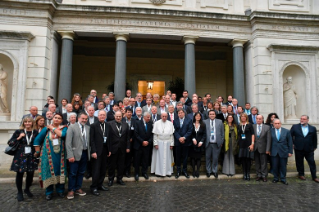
{"left": 149, "top": 0, "right": 166, "bottom": 5}
{"left": 0, "top": 64, "right": 10, "bottom": 114}
{"left": 283, "top": 76, "right": 297, "bottom": 119}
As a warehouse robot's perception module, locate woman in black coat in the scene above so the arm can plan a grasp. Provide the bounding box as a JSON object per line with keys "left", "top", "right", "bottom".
{"left": 9, "top": 117, "right": 38, "bottom": 201}
{"left": 189, "top": 112, "right": 206, "bottom": 178}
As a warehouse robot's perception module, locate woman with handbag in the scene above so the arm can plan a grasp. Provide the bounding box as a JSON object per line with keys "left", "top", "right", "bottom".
{"left": 9, "top": 117, "right": 39, "bottom": 201}
{"left": 34, "top": 113, "right": 68, "bottom": 201}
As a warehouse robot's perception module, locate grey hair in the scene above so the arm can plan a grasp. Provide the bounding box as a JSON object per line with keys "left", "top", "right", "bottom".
{"left": 87, "top": 106, "right": 94, "bottom": 110}
{"left": 256, "top": 114, "right": 264, "bottom": 120}
{"left": 88, "top": 95, "right": 94, "bottom": 98}
{"left": 251, "top": 106, "right": 259, "bottom": 112}
{"left": 176, "top": 101, "right": 183, "bottom": 106}
{"left": 143, "top": 112, "right": 151, "bottom": 117}
{"left": 68, "top": 112, "right": 77, "bottom": 122}
{"left": 108, "top": 92, "right": 114, "bottom": 95}
{"left": 103, "top": 96, "right": 109, "bottom": 100}
{"left": 191, "top": 103, "right": 198, "bottom": 108}
{"left": 301, "top": 115, "right": 309, "bottom": 119}
{"left": 98, "top": 110, "right": 107, "bottom": 115}
{"left": 273, "top": 118, "right": 281, "bottom": 123}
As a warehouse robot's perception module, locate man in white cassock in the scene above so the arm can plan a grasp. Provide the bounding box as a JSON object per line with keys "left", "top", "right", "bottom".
{"left": 151, "top": 112, "right": 175, "bottom": 177}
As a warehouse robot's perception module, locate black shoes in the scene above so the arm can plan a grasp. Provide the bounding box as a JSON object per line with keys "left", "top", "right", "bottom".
{"left": 183, "top": 172, "right": 190, "bottom": 179}
{"left": 281, "top": 181, "right": 288, "bottom": 185}
{"left": 17, "top": 192, "right": 24, "bottom": 202}
{"left": 272, "top": 179, "right": 279, "bottom": 183}
{"left": 175, "top": 172, "right": 180, "bottom": 179}
{"left": 98, "top": 185, "right": 109, "bottom": 191}
{"left": 143, "top": 173, "right": 149, "bottom": 180}
{"left": 135, "top": 174, "right": 139, "bottom": 181}
{"left": 91, "top": 189, "right": 100, "bottom": 196}
{"left": 24, "top": 189, "right": 33, "bottom": 198}
{"left": 85, "top": 173, "right": 92, "bottom": 179}
{"left": 108, "top": 180, "right": 114, "bottom": 187}
{"left": 213, "top": 172, "right": 218, "bottom": 179}
{"left": 117, "top": 179, "right": 125, "bottom": 185}
{"left": 125, "top": 172, "right": 131, "bottom": 178}
{"left": 246, "top": 173, "right": 250, "bottom": 181}
{"left": 57, "top": 192, "right": 65, "bottom": 198}
{"left": 46, "top": 194, "right": 53, "bottom": 201}
{"left": 206, "top": 172, "right": 211, "bottom": 178}
{"left": 256, "top": 177, "right": 262, "bottom": 181}
{"left": 192, "top": 171, "right": 196, "bottom": 178}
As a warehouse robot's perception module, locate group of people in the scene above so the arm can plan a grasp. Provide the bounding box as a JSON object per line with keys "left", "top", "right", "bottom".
{"left": 9, "top": 89, "right": 318, "bottom": 202}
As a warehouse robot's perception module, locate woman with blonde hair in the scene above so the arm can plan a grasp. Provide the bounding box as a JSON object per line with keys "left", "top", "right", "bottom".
{"left": 237, "top": 113, "right": 255, "bottom": 180}
{"left": 9, "top": 117, "right": 39, "bottom": 201}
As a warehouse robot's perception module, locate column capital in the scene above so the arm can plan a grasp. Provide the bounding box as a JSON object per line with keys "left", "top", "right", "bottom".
{"left": 114, "top": 33, "right": 129, "bottom": 42}
{"left": 230, "top": 39, "right": 248, "bottom": 48}
{"left": 183, "top": 36, "right": 199, "bottom": 45}
{"left": 57, "top": 31, "right": 75, "bottom": 41}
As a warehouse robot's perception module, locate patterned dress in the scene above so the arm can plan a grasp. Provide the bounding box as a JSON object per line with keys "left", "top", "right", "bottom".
{"left": 34, "top": 126, "right": 67, "bottom": 189}
{"left": 10, "top": 129, "right": 39, "bottom": 173}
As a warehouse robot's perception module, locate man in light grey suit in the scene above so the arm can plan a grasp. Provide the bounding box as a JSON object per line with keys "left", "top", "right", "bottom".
{"left": 66, "top": 112, "right": 91, "bottom": 199}
{"left": 142, "top": 98, "right": 153, "bottom": 114}
{"left": 204, "top": 110, "right": 224, "bottom": 178}
{"left": 253, "top": 115, "right": 271, "bottom": 182}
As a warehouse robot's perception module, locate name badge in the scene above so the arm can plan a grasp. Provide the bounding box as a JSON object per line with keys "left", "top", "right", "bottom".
{"left": 131, "top": 127, "right": 134, "bottom": 130}
{"left": 104, "top": 137, "right": 107, "bottom": 143}
{"left": 53, "top": 139, "right": 59, "bottom": 146}
{"left": 241, "top": 134, "right": 246, "bottom": 140}
{"left": 25, "top": 146, "right": 31, "bottom": 154}
{"left": 211, "top": 132, "right": 215, "bottom": 136}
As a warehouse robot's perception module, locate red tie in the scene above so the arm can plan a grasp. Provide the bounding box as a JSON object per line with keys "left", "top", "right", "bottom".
{"left": 170, "top": 114, "right": 174, "bottom": 122}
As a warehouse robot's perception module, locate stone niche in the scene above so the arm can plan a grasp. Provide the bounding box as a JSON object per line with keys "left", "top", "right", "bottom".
{"left": 282, "top": 65, "right": 306, "bottom": 121}
{"left": 0, "top": 54, "right": 13, "bottom": 121}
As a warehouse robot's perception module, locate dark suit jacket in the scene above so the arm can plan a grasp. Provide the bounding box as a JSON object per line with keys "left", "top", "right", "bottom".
{"left": 291, "top": 124, "right": 317, "bottom": 152}
{"left": 167, "top": 112, "right": 177, "bottom": 122}
{"left": 270, "top": 127, "right": 293, "bottom": 158}
{"left": 94, "top": 97, "right": 99, "bottom": 103}
{"left": 90, "top": 121, "right": 110, "bottom": 156}
{"left": 216, "top": 113, "right": 227, "bottom": 123}
{"left": 108, "top": 120, "right": 130, "bottom": 154}
{"left": 134, "top": 120, "right": 153, "bottom": 150}
{"left": 107, "top": 110, "right": 116, "bottom": 122}
{"left": 184, "top": 98, "right": 192, "bottom": 107}
{"left": 253, "top": 124, "right": 271, "bottom": 153}
{"left": 191, "top": 123, "right": 206, "bottom": 151}
{"left": 86, "top": 116, "right": 99, "bottom": 126}
{"left": 150, "top": 114, "right": 161, "bottom": 124}
{"left": 125, "top": 105, "right": 136, "bottom": 117}
{"left": 173, "top": 117, "right": 193, "bottom": 146}
{"left": 122, "top": 117, "right": 137, "bottom": 145}
{"left": 135, "top": 101, "right": 146, "bottom": 108}
{"left": 187, "top": 112, "right": 204, "bottom": 121}
{"left": 248, "top": 114, "right": 258, "bottom": 125}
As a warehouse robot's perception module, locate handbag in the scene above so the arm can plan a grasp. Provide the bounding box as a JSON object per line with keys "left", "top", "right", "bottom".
{"left": 4, "top": 140, "right": 19, "bottom": 156}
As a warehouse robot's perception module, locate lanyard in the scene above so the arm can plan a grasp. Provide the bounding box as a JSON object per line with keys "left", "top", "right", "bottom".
{"left": 211, "top": 120, "right": 215, "bottom": 130}
{"left": 100, "top": 123, "right": 105, "bottom": 136}
{"left": 24, "top": 129, "right": 33, "bottom": 145}
{"left": 242, "top": 124, "right": 247, "bottom": 133}
{"left": 116, "top": 124, "right": 122, "bottom": 136}
{"left": 79, "top": 123, "right": 86, "bottom": 138}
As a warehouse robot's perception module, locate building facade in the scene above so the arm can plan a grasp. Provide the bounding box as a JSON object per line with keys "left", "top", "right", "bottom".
{"left": 0, "top": 0, "right": 319, "bottom": 170}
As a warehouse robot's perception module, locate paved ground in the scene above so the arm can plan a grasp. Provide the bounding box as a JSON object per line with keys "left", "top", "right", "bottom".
{"left": 1, "top": 176, "right": 318, "bottom": 212}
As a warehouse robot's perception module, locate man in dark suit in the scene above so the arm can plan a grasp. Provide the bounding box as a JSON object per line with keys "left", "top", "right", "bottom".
{"left": 122, "top": 108, "right": 137, "bottom": 178}
{"left": 150, "top": 106, "right": 161, "bottom": 123}
{"left": 204, "top": 110, "right": 224, "bottom": 178}
{"left": 134, "top": 112, "right": 153, "bottom": 181}
{"left": 86, "top": 106, "right": 98, "bottom": 126}
{"left": 270, "top": 119, "right": 293, "bottom": 185}
{"left": 290, "top": 115, "right": 319, "bottom": 183}
{"left": 62, "top": 104, "right": 74, "bottom": 125}
{"left": 253, "top": 115, "right": 271, "bottom": 182}
{"left": 191, "top": 96, "right": 204, "bottom": 113}
{"left": 248, "top": 106, "right": 259, "bottom": 125}
{"left": 90, "top": 89, "right": 99, "bottom": 103}
{"left": 216, "top": 105, "right": 227, "bottom": 123}
{"left": 167, "top": 105, "right": 177, "bottom": 122}
{"left": 182, "top": 90, "right": 192, "bottom": 107}
{"left": 176, "top": 100, "right": 191, "bottom": 114}
{"left": 135, "top": 92, "right": 146, "bottom": 108}
{"left": 126, "top": 98, "right": 136, "bottom": 117}
{"left": 107, "top": 103, "right": 120, "bottom": 122}
{"left": 187, "top": 104, "right": 204, "bottom": 121}
{"left": 173, "top": 109, "right": 193, "bottom": 178}
{"left": 107, "top": 111, "right": 130, "bottom": 186}
{"left": 21, "top": 106, "right": 40, "bottom": 124}
{"left": 90, "top": 110, "right": 109, "bottom": 196}
{"left": 108, "top": 92, "right": 116, "bottom": 106}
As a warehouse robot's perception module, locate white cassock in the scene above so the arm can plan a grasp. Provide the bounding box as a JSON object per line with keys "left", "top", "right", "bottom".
{"left": 151, "top": 119, "right": 175, "bottom": 176}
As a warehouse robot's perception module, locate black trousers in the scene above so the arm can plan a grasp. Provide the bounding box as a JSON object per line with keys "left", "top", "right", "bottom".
{"left": 90, "top": 145, "right": 108, "bottom": 190}
{"left": 124, "top": 148, "right": 134, "bottom": 174}
{"left": 175, "top": 146, "right": 189, "bottom": 173}
{"left": 295, "top": 149, "right": 317, "bottom": 179}
{"left": 16, "top": 171, "right": 34, "bottom": 193}
{"left": 134, "top": 146, "right": 150, "bottom": 175}
{"left": 108, "top": 148, "right": 126, "bottom": 180}
{"left": 241, "top": 158, "right": 252, "bottom": 174}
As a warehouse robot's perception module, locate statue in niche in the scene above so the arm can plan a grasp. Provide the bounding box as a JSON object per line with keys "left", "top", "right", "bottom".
{"left": 0, "top": 64, "right": 10, "bottom": 113}
{"left": 283, "top": 76, "right": 297, "bottom": 119}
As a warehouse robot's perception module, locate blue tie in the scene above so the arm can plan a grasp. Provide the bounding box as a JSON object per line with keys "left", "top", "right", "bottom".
{"left": 276, "top": 129, "right": 280, "bottom": 140}
{"left": 180, "top": 119, "right": 183, "bottom": 128}
{"left": 145, "top": 123, "right": 147, "bottom": 131}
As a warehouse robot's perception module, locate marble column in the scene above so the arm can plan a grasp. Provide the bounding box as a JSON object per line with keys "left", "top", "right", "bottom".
{"left": 57, "top": 31, "right": 74, "bottom": 103}
{"left": 183, "top": 36, "right": 198, "bottom": 97}
{"left": 114, "top": 33, "right": 129, "bottom": 101}
{"left": 231, "top": 39, "right": 247, "bottom": 106}
{"left": 50, "top": 31, "right": 60, "bottom": 99}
